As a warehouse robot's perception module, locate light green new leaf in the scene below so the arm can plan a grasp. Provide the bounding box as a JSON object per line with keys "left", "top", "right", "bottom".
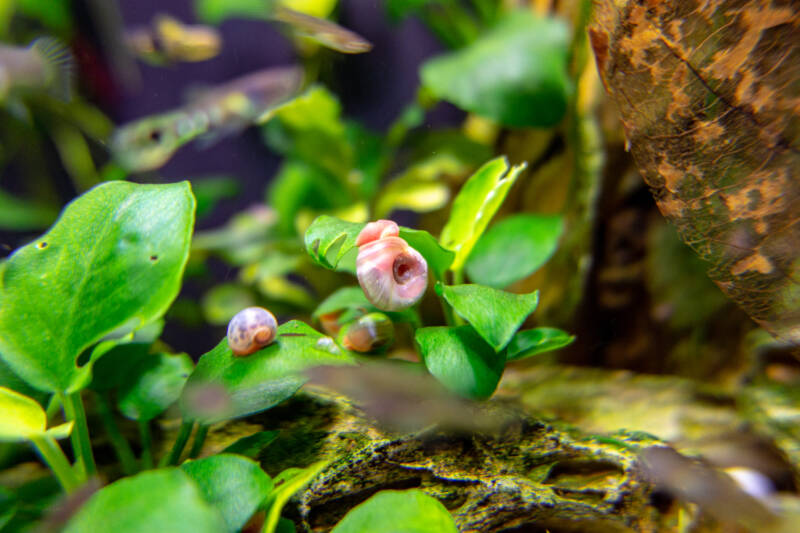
{"left": 264, "top": 461, "right": 328, "bottom": 533}
{"left": 0, "top": 386, "right": 47, "bottom": 442}
{"left": 332, "top": 489, "right": 458, "bottom": 533}
{"left": 466, "top": 214, "right": 563, "bottom": 288}
{"left": 181, "top": 321, "right": 354, "bottom": 424}
{"left": 439, "top": 157, "right": 526, "bottom": 271}
{"left": 415, "top": 326, "right": 505, "bottom": 400}
{"left": 436, "top": 283, "right": 539, "bottom": 351}
{"left": 420, "top": 10, "right": 571, "bottom": 127}
{"left": 64, "top": 469, "right": 226, "bottom": 533}
{"left": 0, "top": 181, "right": 195, "bottom": 393}
{"left": 504, "top": 327, "right": 575, "bottom": 361}
{"left": 182, "top": 454, "right": 273, "bottom": 533}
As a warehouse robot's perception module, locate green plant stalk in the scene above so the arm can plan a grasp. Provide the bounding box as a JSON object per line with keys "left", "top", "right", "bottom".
{"left": 94, "top": 392, "right": 137, "bottom": 475}
{"left": 187, "top": 424, "right": 209, "bottom": 459}
{"left": 138, "top": 420, "right": 153, "bottom": 470}
{"left": 438, "top": 292, "right": 458, "bottom": 328}
{"left": 30, "top": 434, "right": 81, "bottom": 493}
{"left": 60, "top": 391, "right": 96, "bottom": 478}
{"left": 45, "top": 394, "right": 62, "bottom": 420}
{"left": 159, "top": 420, "right": 193, "bottom": 467}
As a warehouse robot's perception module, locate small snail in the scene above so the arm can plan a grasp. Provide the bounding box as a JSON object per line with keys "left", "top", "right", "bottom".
{"left": 227, "top": 306, "right": 278, "bottom": 356}
{"left": 355, "top": 220, "right": 428, "bottom": 311}
{"left": 338, "top": 312, "right": 395, "bottom": 353}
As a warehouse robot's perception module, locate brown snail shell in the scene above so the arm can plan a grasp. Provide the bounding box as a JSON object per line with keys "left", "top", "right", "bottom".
{"left": 227, "top": 306, "right": 278, "bottom": 356}
{"left": 339, "top": 312, "right": 395, "bottom": 353}
{"left": 356, "top": 220, "right": 428, "bottom": 311}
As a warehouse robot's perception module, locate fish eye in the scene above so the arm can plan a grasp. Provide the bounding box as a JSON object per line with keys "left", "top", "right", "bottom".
{"left": 148, "top": 129, "right": 163, "bottom": 142}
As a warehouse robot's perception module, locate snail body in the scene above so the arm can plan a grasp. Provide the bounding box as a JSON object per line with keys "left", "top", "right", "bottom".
{"left": 227, "top": 306, "right": 278, "bottom": 356}
{"left": 338, "top": 312, "right": 395, "bottom": 353}
{"left": 355, "top": 220, "right": 428, "bottom": 311}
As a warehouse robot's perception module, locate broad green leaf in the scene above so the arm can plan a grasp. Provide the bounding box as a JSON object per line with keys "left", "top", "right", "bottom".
{"left": 440, "top": 157, "right": 526, "bottom": 271}
{"left": 436, "top": 283, "right": 539, "bottom": 351}
{"left": 505, "top": 327, "right": 575, "bottom": 361}
{"left": 221, "top": 430, "right": 279, "bottom": 458}
{"left": 420, "top": 10, "right": 571, "bottom": 127}
{"left": 264, "top": 461, "right": 328, "bottom": 533}
{"left": 0, "top": 181, "right": 195, "bottom": 393}
{"left": 118, "top": 353, "right": 194, "bottom": 421}
{"left": 181, "top": 454, "right": 273, "bottom": 533}
{"left": 466, "top": 214, "right": 564, "bottom": 288}
{"left": 181, "top": 321, "right": 354, "bottom": 424}
{"left": 0, "top": 189, "right": 57, "bottom": 231}
{"left": 0, "top": 387, "right": 46, "bottom": 442}
{"left": 332, "top": 489, "right": 458, "bottom": 533}
{"left": 64, "top": 469, "right": 226, "bottom": 533}
{"left": 304, "top": 216, "right": 453, "bottom": 279}
{"left": 0, "top": 357, "right": 48, "bottom": 406}
{"left": 415, "top": 326, "right": 505, "bottom": 400}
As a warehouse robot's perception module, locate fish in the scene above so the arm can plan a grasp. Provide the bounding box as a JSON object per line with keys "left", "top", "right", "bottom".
{"left": 125, "top": 14, "right": 222, "bottom": 65}
{"left": 271, "top": 6, "right": 372, "bottom": 54}
{"left": 110, "top": 66, "right": 304, "bottom": 172}
{"left": 0, "top": 38, "right": 74, "bottom": 102}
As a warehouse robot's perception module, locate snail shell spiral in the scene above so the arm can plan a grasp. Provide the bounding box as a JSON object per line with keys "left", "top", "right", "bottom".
{"left": 227, "top": 306, "right": 278, "bottom": 356}
{"left": 339, "top": 312, "right": 395, "bottom": 353}
{"left": 356, "top": 220, "right": 428, "bottom": 311}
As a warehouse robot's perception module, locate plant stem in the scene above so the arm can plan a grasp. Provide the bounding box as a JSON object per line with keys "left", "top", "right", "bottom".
{"left": 94, "top": 392, "right": 137, "bottom": 475}
{"left": 138, "top": 420, "right": 153, "bottom": 470}
{"left": 187, "top": 424, "right": 209, "bottom": 459}
{"left": 159, "top": 420, "right": 193, "bottom": 467}
{"left": 30, "top": 434, "right": 81, "bottom": 493}
{"left": 60, "top": 391, "right": 96, "bottom": 478}
{"left": 45, "top": 394, "right": 62, "bottom": 420}
{"left": 438, "top": 292, "right": 458, "bottom": 327}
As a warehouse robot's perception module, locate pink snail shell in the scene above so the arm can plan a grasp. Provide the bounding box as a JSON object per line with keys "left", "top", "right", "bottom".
{"left": 356, "top": 220, "right": 428, "bottom": 311}
{"left": 227, "top": 306, "right": 278, "bottom": 356}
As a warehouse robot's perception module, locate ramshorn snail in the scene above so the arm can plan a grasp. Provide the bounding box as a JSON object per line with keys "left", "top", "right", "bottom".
{"left": 338, "top": 312, "right": 395, "bottom": 353}
{"left": 355, "top": 220, "right": 428, "bottom": 311}
{"left": 227, "top": 306, "right": 278, "bottom": 356}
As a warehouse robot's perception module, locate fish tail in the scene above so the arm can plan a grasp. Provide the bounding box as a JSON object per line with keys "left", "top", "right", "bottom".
{"left": 30, "top": 37, "right": 75, "bottom": 101}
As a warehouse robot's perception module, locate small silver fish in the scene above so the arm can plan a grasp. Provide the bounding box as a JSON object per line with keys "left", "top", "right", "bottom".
{"left": 125, "top": 13, "right": 222, "bottom": 65}
{"left": 271, "top": 6, "right": 372, "bottom": 54}
{"left": 0, "top": 38, "right": 74, "bottom": 101}
{"left": 110, "top": 66, "right": 304, "bottom": 172}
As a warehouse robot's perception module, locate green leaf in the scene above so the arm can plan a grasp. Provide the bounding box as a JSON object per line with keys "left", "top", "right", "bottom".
{"left": 0, "top": 387, "right": 46, "bottom": 442}
{"left": 195, "top": 0, "right": 277, "bottom": 23}
{"left": 505, "top": 327, "right": 575, "bottom": 361}
{"left": 89, "top": 343, "right": 152, "bottom": 392}
{"left": 181, "top": 321, "right": 354, "bottom": 424}
{"left": 331, "top": 489, "right": 458, "bottom": 533}
{"left": 439, "top": 157, "right": 526, "bottom": 271}
{"left": 420, "top": 10, "right": 571, "bottom": 127}
{"left": 312, "top": 286, "right": 420, "bottom": 328}
{"left": 181, "top": 454, "right": 273, "bottom": 533}
{"left": 221, "top": 430, "right": 279, "bottom": 458}
{"left": 415, "top": 326, "right": 505, "bottom": 400}
{"left": 304, "top": 216, "right": 453, "bottom": 279}
{"left": 303, "top": 215, "right": 363, "bottom": 272}
{"left": 0, "top": 181, "right": 195, "bottom": 393}
{"left": 64, "top": 469, "right": 226, "bottom": 533}
{"left": 264, "top": 461, "right": 328, "bottom": 533}
{"left": 436, "top": 283, "right": 539, "bottom": 351}
{"left": 118, "top": 353, "right": 194, "bottom": 421}
{"left": 466, "top": 214, "right": 563, "bottom": 288}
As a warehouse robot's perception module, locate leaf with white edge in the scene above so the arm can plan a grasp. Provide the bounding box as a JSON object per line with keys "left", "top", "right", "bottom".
{"left": 181, "top": 321, "right": 354, "bottom": 424}
{"left": 263, "top": 461, "right": 328, "bottom": 533}
{"left": 0, "top": 181, "right": 195, "bottom": 393}
{"left": 332, "top": 489, "right": 458, "bottom": 533}
{"left": 64, "top": 469, "right": 226, "bottom": 533}
{"left": 415, "top": 326, "right": 505, "bottom": 400}
{"left": 505, "top": 327, "right": 575, "bottom": 361}
{"left": 466, "top": 214, "right": 563, "bottom": 289}
{"left": 440, "top": 157, "right": 526, "bottom": 271}
{"left": 436, "top": 283, "right": 539, "bottom": 351}
{"left": 181, "top": 454, "right": 273, "bottom": 533}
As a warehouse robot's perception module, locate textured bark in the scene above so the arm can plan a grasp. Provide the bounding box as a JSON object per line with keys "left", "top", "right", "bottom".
{"left": 589, "top": 0, "right": 800, "bottom": 343}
